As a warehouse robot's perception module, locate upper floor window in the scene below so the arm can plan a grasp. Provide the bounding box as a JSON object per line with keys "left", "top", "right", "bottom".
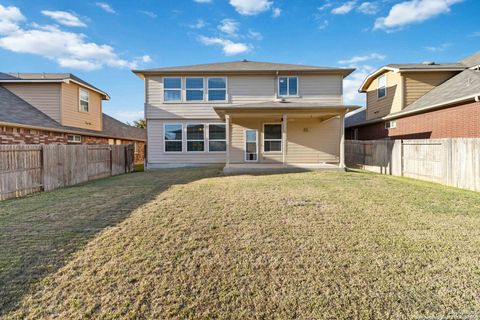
{"left": 208, "top": 78, "right": 227, "bottom": 101}
{"left": 79, "top": 89, "right": 89, "bottom": 112}
{"left": 278, "top": 76, "right": 298, "bottom": 97}
{"left": 164, "top": 78, "right": 182, "bottom": 102}
{"left": 377, "top": 74, "right": 386, "bottom": 99}
{"left": 186, "top": 78, "right": 204, "bottom": 101}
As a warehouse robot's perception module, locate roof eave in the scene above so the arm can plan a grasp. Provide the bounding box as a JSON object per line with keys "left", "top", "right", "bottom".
{"left": 132, "top": 68, "right": 355, "bottom": 77}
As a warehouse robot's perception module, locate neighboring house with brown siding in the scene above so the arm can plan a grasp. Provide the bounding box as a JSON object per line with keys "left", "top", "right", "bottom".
{"left": 0, "top": 73, "right": 146, "bottom": 163}
{"left": 133, "top": 60, "right": 359, "bottom": 172}
{"left": 345, "top": 52, "right": 480, "bottom": 140}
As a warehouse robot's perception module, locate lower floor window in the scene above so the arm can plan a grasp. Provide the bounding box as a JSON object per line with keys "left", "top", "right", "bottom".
{"left": 208, "top": 124, "right": 226, "bottom": 152}
{"left": 264, "top": 123, "right": 282, "bottom": 152}
{"left": 187, "top": 124, "right": 205, "bottom": 152}
{"left": 164, "top": 124, "right": 183, "bottom": 152}
{"left": 67, "top": 134, "right": 81, "bottom": 143}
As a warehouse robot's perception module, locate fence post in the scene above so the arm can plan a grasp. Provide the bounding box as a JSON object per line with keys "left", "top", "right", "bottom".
{"left": 444, "top": 138, "right": 453, "bottom": 186}
{"left": 109, "top": 145, "right": 113, "bottom": 177}
{"left": 400, "top": 139, "right": 404, "bottom": 177}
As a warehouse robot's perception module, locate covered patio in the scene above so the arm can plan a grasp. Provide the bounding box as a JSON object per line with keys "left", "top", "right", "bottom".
{"left": 214, "top": 102, "right": 360, "bottom": 174}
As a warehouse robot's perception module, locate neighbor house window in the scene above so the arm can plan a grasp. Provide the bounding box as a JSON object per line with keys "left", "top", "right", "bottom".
{"left": 67, "top": 134, "right": 81, "bottom": 143}
{"left": 208, "top": 124, "right": 226, "bottom": 152}
{"left": 79, "top": 89, "right": 89, "bottom": 112}
{"left": 208, "top": 78, "right": 227, "bottom": 101}
{"left": 164, "top": 124, "right": 183, "bottom": 152}
{"left": 377, "top": 74, "right": 386, "bottom": 99}
{"left": 264, "top": 124, "right": 282, "bottom": 152}
{"left": 187, "top": 124, "right": 205, "bottom": 152}
{"left": 385, "top": 120, "right": 397, "bottom": 129}
{"left": 164, "top": 77, "right": 182, "bottom": 102}
{"left": 278, "top": 76, "right": 298, "bottom": 97}
{"left": 186, "top": 77, "right": 204, "bottom": 101}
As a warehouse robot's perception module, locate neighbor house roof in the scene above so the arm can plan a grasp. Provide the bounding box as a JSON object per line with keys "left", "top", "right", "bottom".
{"left": 0, "top": 85, "right": 145, "bottom": 141}
{"left": 385, "top": 69, "right": 480, "bottom": 119}
{"left": 133, "top": 60, "right": 355, "bottom": 77}
{"left": 0, "top": 72, "right": 110, "bottom": 100}
{"left": 460, "top": 51, "right": 480, "bottom": 67}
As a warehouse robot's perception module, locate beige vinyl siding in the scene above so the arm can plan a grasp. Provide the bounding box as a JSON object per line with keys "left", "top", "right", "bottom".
{"left": 4, "top": 83, "right": 61, "bottom": 122}
{"left": 61, "top": 82, "right": 102, "bottom": 131}
{"left": 287, "top": 118, "right": 340, "bottom": 163}
{"left": 366, "top": 71, "right": 403, "bottom": 120}
{"left": 403, "top": 71, "right": 457, "bottom": 106}
{"left": 146, "top": 75, "right": 343, "bottom": 120}
{"left": 147, "top": 119, "right": 226, "bottom": 165}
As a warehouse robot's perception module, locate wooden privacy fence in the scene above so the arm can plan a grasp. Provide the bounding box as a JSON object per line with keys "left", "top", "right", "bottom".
{"left": 346, "top": 138, "right": 480, "bottom": 192}
{"left": 0, "top": 144, "right": 134, "bottom": 200}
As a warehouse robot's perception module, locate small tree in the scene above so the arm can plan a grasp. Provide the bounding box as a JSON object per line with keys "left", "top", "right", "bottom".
{"left": 129, "top": 119, "right": 147, "bottom": 129}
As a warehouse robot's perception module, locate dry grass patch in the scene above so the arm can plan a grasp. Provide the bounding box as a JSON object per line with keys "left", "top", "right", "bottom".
{"left": 2, "top": 169, "right": 480, "bottom": 319}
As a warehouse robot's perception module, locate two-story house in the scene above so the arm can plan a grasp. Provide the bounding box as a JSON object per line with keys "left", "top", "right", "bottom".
{"left": 0, "top": 73, "right": 146, "bottom": 163}
{"left": 133, "top": 60, "right": 358, "bottom": 172}
{"left": 345, "top": 52, "right": 480, "bottom": 140}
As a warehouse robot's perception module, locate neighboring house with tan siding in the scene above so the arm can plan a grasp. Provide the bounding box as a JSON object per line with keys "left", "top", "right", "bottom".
{"left": 133, "top": 60, "right": 359, "bottom": 172}
{"left": 346, "top": 52, "right": 480, "bottom": 140}
{"left": 0, "top": 73, "right": 146, "bottom": 163}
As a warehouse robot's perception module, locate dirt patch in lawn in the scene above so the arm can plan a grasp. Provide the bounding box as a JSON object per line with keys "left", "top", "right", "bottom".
{"left": 2, "top": 169, "right": 480, "bottom": 319}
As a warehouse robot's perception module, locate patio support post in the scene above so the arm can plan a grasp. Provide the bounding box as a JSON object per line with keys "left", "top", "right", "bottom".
{"left": 339, "top": 112, "right": 345, "bottom": 168}
{"left": 226, "top": 114, "right": 231, "bottom": 166}
{"left": 282, "top": 113, "right": 288, "bottom": 166}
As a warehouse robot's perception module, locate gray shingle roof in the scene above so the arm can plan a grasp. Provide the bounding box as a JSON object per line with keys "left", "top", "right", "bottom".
{"left": 133, "top": 60, "right": 355, "bottom": 76}
{"left": 460, "top": 52, "right": 480, "bottom": 67}
{"left": 388, "top": 69, "right": 480, "bottom": 118}
{"left": 386, "top": 63, "right": 466, "bottom": 70}
{"left": 0, "top": 85, "right": 145, "bottom": 141}
{"left": 345, "top": 109, "right": 366, "bottom": 128}
{"left": 0, "top": 72, "right": 109, "bottom": 99}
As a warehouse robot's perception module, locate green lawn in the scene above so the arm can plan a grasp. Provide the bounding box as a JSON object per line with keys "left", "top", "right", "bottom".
{"left": 1, "top": 169, "right": 480, "bottom": 319}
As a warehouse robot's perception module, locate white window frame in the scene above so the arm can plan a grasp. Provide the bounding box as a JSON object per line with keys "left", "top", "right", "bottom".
{"left": 163, "top": 123, "right": 183, "bottom": 153}
{"left": 186, "top": 123, "right": 205, "bottom": 153}
{"left": 185, "top": 77, "right": 205, "bottom": 102}
{"left": 385, "top": 120, "right": 397, "bottom": 129}
{"left": 207, "top": 77, "right": 228, "bottom": 102}
{"left": 377, "top": 74, "right": 387, "bottom": 99}
{"left": 277, "top": 76, "right": 299, "bottom": 97}
{"left": 353, "top": 128, "right": 359, "bottom": 140}
{"left": 163, "top": 77, "right": 182, "bottom": 103}
{"left": 67, "top": 134, "right": 81, "bottom": 144}
{"left": 263, "top": 123, "right": 282, "bottom": 153}
{"left": 79, "top": 88, "right": 89, "bottom": 112}
{"left": 207, "top": 123, "right": 226, "bottom": 153}
{"left": 245, "top": 129, "right": 258, "bottom": 162}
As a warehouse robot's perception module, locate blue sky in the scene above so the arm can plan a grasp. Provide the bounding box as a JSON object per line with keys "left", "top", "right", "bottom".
{"left": 0, "top": 0, "right": 478, "bottom": 123}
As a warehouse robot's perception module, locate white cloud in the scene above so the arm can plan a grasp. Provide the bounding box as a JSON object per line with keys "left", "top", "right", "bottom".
{"left": 374, "top": 0, "right": 462, "bottom": 30}
{"left": 272, "top": 7, "right": 281, "bottom": 17}
{"left": 338, "top": 53, "right": 385, "bottom": 65}
{"left": 248, "top": 30, "right": 263, "bottom": 40}
{"left": 218, "top": 18, "right": 239, "bottom": 36}
{"left": 357, "top": 2, "right": 378, "bottom": 15}
{"left": 95, "top": 2, "right": 116, "bottom": 14}
{"left": 318, "top": 1, "right": 334, "bottom": 11}
{"left": 198, "top": 36, "right": 250, "bottom": 55}
{"left": 0, "top": 4, "right": 25, "bottom": 34}
{"left": 113, "top": 110, "right": 144, "bottom": 123}
{"left": 331, "top": 1, "right": 356, "bottom": 15}
{"left": 191, "top": 19, "right": 206, "bottom": 29}
{"left": 193, "top": 0, "right": 212, "bottom": 3}
{"left": 139, "top": 10, "right": 157, "bottom": 18}
{"left": 317, "top": 19, "right": 329, "bottom": 30}
{"left": 0, "top": 6, "right": 149, "bottom": 71}
{"left": 41, "top": 10, "right": 86, "bottom": 27}
{"left": 423, "top": 43, "right": 451, "bottom": 52}
{"left": 343, "top": 65, "right": 374, "bottom": 105}
{"left": 229, "top": 0, "right": 272, "bottom": 15}
{"left": 139, "top": 55, "right": 152, "bottom": 63}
